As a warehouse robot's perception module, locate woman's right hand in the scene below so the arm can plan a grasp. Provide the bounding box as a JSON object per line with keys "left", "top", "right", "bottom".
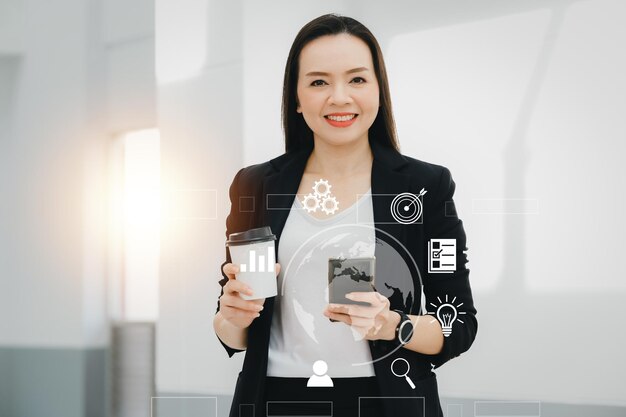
{"left": 218, "top": 262, "right": 280, "bottom": 329}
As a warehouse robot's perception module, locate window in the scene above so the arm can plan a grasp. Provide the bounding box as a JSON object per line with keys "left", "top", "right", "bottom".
{"left": 109, "top": 128, "right": 160, "bottom": 321}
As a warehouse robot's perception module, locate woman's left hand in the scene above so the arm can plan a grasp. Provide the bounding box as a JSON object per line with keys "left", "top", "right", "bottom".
{"left": 323, "top": 292, "right": 400, "bottom": 341}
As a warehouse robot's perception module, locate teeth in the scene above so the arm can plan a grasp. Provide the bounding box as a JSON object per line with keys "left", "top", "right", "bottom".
{"left": 327, "top": 114, "right": 356, "bottom": 122}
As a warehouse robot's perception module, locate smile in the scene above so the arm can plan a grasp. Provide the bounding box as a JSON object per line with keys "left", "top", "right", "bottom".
{"left": 324, "top": 113, "right": 358, "bottom": 127}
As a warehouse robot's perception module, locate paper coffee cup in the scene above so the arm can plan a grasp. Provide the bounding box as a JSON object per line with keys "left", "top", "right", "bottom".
{"left": 226, "top": 226, "right": 277, "bottom": 300}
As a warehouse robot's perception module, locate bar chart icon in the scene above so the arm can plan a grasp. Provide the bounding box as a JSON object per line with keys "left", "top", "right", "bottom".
{"left": 239, "top": 246, "right": 275, "bottom": 273}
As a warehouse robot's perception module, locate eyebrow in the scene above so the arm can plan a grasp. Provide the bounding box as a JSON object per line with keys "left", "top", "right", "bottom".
{"left": 304, "top": 67, "right": 370, "bottom": 77}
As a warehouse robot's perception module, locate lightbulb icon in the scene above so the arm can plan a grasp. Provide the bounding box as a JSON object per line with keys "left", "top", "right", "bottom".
{"left": 436, "top": 303, "right": 457, "bottom": 337}
{"left": 428, "top": 294, "right": 466, "bottom": 338}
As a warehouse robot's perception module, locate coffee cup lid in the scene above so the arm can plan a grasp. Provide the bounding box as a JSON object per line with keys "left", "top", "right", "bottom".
{"left": 226, "top": 226, "right": 276, "bottom": 246}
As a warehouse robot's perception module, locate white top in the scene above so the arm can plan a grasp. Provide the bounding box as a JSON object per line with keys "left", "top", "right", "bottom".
{"left": 267, "top": 189, "right": 377, "bottom": 377}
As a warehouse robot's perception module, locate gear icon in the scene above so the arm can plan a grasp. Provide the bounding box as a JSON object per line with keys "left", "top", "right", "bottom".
{"left": 321, "top": 196, "right": 339, "bottom": 215}
{"left": 301, "top": 193, "right": 320, "bottom": 213}
{"left": 313, "top": 179, "right": 332, "bottom": 198}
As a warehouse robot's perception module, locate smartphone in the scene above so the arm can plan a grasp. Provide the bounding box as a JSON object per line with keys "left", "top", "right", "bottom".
{"left": 327, "top": 256, "right": 376, "bottom": 307}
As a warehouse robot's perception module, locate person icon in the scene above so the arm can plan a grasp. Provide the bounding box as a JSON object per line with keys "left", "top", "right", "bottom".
{"left": 307, "top": 360, "right": 334, "bottom": 387}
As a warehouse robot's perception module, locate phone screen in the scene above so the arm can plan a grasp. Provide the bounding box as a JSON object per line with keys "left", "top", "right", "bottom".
{"left": 327, "top": 257, "right": 376, "bottom": 306}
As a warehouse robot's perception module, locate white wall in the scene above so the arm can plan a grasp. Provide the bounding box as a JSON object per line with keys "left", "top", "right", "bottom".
{"left": 0, "top": 56, "right": 21, "bottom": 342}
{"left": 0, "top": 0, "right": 157, "bottom": 349}
{"left": 0, "top": 0, "right": 23, "bottom": 54}
{"left": 103, "top": 0, "right": 156, "bottom": 134}
{"left": 0, "top": 0, "right": 95, "bottom": 347}
{"left": 155, "top": 0, "right": 246, "bottom": 395}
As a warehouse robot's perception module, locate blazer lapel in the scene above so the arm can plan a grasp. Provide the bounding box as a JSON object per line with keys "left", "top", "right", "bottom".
{"left": 261, "top": 145, "right": 313, "bottom": 240}
{"left": 370, "top": 139, "right": 412, "bottom": 249}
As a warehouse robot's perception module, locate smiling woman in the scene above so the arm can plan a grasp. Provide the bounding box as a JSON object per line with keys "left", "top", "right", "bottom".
{"left": 296, "top": 36, "right": 380, "bottom": 142}
{"left": 214, "top": 13, "right": 477, "bottom": 417}
{"left": 282, "top": 16, "right": 399, "bottom": 154}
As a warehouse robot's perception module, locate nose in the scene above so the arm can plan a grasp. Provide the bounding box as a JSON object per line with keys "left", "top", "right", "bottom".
{"left": 328, "top": 84, "right": 353, "bottom": 105}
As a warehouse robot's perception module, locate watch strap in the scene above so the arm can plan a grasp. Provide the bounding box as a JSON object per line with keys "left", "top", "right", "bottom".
{"left": 393, "top": 309, "right": 413, "bottom": 346}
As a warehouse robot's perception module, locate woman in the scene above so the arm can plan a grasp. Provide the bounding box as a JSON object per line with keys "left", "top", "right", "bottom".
{"left": 214, "top": 13, "right": 477, "bottom": 417}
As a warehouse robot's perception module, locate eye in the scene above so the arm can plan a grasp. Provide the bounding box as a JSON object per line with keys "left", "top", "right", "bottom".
{"left": 311, "top": 79, "right": 327, "bottom": 87}
{"left": 351, "top": 77, "right": 366, "bottom": 84}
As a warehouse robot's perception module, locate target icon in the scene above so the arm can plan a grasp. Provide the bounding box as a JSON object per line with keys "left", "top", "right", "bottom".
{"left": 390, "top": 188, "right": 427, "bottom": 224}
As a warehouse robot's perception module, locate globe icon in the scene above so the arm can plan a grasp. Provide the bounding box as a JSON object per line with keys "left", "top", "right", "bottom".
{"left": 276, "top": 224, "right": 421, "bottom": 367}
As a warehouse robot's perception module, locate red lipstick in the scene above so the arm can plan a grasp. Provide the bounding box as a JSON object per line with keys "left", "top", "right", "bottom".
{"left": 324, "top": 113, "right": 358, "bottom": 128}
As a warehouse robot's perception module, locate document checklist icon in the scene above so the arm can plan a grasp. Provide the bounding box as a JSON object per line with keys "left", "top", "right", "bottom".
{"left": 428, "top": 239, "right": 456, "bottom": 273}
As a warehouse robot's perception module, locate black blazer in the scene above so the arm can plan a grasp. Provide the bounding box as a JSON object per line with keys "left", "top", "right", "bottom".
{"left": 216, "top": 138, "right": 478, "bottom": 417}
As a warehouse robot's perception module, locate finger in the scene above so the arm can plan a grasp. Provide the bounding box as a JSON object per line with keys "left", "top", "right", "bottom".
{"left": 328, "top": 303, "right": 377, "bottom": 319}
{"left": 222, "top": 263, "right": 240, "bottom": 278}
{"left": 222, "top": 305, "right": 260, "bottom": 321}
{"left": 345, "top": 292, "right": 385, "bottom": 305}
{"left": 221, "top": 295, "right": 264, "bottom": 313}
{"left": 224, "top": 279, "right": 253, "bottom": 297}
{"left": 346, "top": 316, "right": 376, "bottom": 328}
{"left": 324, "top": 310, "right": 352, "bottom": 325}
{"left": 327, "top": 304, "right": 350, "bottom": 315}
{"left": 250, "top": 297, "right": 266, "bottom": 307}
{"left": 275, "top": 263, "right": 281, "bottom": 275}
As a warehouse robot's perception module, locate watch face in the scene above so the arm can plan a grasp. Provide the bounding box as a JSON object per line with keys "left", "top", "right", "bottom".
{"left": 399, "top": 320, "right": 414, "bottom": 344}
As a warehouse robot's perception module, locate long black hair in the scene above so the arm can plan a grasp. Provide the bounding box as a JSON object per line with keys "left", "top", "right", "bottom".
{"left": 281, "top": 13, "right": 400, "bottom": 153}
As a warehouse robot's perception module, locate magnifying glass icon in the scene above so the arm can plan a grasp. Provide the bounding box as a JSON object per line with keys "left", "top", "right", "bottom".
{"left": 390, "top": 358, "right": 416, "bottom": 389}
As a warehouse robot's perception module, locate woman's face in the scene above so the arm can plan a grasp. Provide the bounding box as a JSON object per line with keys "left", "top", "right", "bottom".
{"left": 296, "top": 34, "right": 380, "bottom": 148}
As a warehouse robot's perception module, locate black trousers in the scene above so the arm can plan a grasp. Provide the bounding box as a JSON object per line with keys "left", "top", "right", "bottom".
{"left": 263, "top": 376, "right": 384, "bottom": 417}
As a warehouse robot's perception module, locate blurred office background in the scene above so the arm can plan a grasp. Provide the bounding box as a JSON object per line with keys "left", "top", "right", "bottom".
{"left": 0, "top": 0, "right": 625, "bottom": 416}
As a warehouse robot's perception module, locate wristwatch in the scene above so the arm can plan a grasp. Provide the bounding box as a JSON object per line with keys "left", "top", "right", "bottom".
{"left": 393, "top": 310, "right": 414, "bottom": 347}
